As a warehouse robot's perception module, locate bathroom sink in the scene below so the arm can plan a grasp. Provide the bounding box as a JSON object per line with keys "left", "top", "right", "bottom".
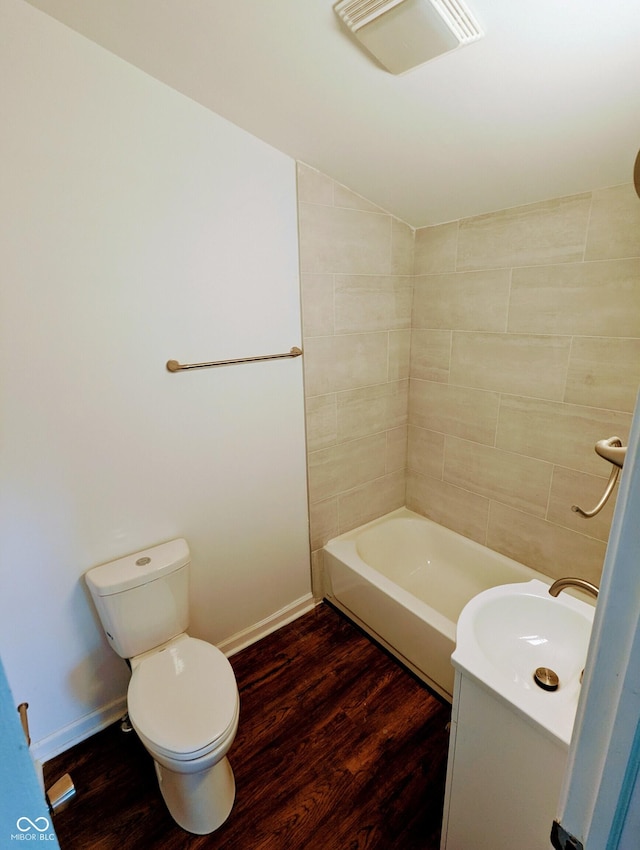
{"left": 452, "top": 579, "right": 595, "bottom": 745}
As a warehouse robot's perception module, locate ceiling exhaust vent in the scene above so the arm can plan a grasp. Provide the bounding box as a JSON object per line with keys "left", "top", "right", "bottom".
{"left": 334, "top": 0, "right": 484, "bottom": 74}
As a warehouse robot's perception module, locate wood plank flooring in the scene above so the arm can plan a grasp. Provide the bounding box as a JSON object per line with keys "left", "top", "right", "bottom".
{"left": 44, "top": 602, "right": 451, "bottom": 850}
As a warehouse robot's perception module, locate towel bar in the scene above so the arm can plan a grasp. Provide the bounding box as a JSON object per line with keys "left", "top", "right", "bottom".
{"left": 572, "top": 436, "right": 626, "bottom": 518}
{"left": 166, "top": 346, "right": 302, "bottom": 372}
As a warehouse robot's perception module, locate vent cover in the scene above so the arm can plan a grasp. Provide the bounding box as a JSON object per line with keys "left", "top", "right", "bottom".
{"left": 334, "top": 0, "right": 484, "bottom": 74}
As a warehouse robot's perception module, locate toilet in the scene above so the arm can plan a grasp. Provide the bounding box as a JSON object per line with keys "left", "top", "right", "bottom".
{"left": 85, "top": 538, "right": 240, "bottom": 835}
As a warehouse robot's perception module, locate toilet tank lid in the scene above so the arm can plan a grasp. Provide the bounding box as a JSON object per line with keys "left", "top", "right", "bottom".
{"left": 85, "top": 538, "right": 190, "bottom": 596}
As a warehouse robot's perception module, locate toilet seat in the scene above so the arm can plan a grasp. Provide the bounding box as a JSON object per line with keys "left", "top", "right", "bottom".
{"left": 128, "top": 636, "right": 239, "bottom": 762}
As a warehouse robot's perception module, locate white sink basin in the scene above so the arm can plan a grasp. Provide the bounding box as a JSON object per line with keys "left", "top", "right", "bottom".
{"left": 452, "top": 579, "right": 595, "bottom": 745}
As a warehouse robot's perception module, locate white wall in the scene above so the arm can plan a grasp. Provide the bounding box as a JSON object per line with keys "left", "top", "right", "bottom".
{"left": 0, "top": 0, "right": 311, "bottom": 760}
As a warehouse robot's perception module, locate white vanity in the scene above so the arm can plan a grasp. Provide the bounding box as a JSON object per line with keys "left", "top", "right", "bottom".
{"left": 440, "top": 580, "right": 595, "bottom": 850}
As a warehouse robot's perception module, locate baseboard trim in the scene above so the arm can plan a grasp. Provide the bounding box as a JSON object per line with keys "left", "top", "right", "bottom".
{"left": 35, "top": 696, "right": 127, "bottom": 766}
{"left": 37, "top": 594, "right": 319, "bottom": 765}
{"left": 219, "top": 593, "right": 319, "bottom": 657}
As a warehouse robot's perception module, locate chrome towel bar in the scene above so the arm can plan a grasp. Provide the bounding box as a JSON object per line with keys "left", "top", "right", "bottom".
{"left": 166, "top": 346, "right": 302, "bottom": 373}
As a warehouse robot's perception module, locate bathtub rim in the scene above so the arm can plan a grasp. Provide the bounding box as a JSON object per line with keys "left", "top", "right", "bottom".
{"left": 323, "top": 507, "right": 553, "bottom": 701}
{"left": 324, "top": 511, "right": 456, "bottom": 642}
{"left": 324, "top": 506, "right": 548, "bottom": 629}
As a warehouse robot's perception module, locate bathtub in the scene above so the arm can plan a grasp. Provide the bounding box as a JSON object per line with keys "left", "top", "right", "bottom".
{"left": 323, "top": 507, "right": 550, "bottom": 701}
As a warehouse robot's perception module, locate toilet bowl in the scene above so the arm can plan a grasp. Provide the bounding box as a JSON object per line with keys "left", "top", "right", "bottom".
{"left": 85, "top": 538, "right": 241, "bottom": 835}
{"left": 127, "top": 634, "right": 239, "bottom": 834}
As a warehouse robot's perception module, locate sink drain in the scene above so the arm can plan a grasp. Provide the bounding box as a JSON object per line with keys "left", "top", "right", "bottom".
{"left": 534, "top": 667, "right": 559, "bottom": 691}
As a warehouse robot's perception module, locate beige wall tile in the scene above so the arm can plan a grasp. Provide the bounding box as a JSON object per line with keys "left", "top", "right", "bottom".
{"left": 410, "top": 329, "right": 451, "bottom": 382}
{"left": 547, "top": 466, "right": 615, "bottom": 543}
{"left": 333, "top": 181, "right": 386, "bottom": 213}
{"left": 386, "top": 425, "right": 408, "bottom": 473}
{"left": 310, "top": 548, "right": 325, "bottom": 599}
{"left": 564, "top": 337, "right": 640, "bottom": 413}
{"left": 409, "top": 379, "right": 500, "bottom": 445}
{"left": 392, "top": 218, "right": 415, "bottom": 275}
{"left": 457, "top": 193, "right": 591, "bottom": 271}
{"left": 496, "top": 396, "right": 632, "bottom": 475}
{"left": 486, "top": 502, "right": 606, "bottom": 583}
{"left": 336, "top": 380, "right": 408, "bottom": 442}
{"left": 298, "top": 202, "right": 392, "bottom": 275}
{"left": 388, "top": 329, "right": 411, "bottom": 380}
{"left": 407, "top": 426, "right": 445, "bottom": 479}
{"left": 308, "top": 433, "right": 387, "bottom": 503}
{"left": 303, "top": 333, "right": 390, "bottom": 396}
{"left": 297, "top": 166, "right": 413, "bottom": 541}
{"left": 309, "top": 497, "right": 338, "bottom": 552}
{"left": 300, "top": 273, "right": 334, "bottom": 337}
{"left": 406, "top": 471, "right": 489, "bottom": 544}
{"left": 297, "top": 162, "right": 333, "bottom": 205}
{"left": 305, "top": 393, "right": 337, "bottom": 452}
{"left": 449, "top": 332, "right": 571, "bottom": 400}
{"left": 443, "top": 437, "right": 553, "bottom": 517}
{"left": 335, "top": 274, "right": 412, "bottom": 333}
{"left": 413, "top": 269, "right": 511, "bottom": 331}
{"left": 509, "top": 259, "right": 640, "bottom": 337}
{"left": 298, "top": 167, "right": 639, "bottom": 584}
{"left": 586, "top": 183, "right": 640, "bottom": 261}
{"left": 414, "top": 222, "right": 458, "bottom": 274}
{"left": 337, "top": 471, "right": 406, "bottom": 536}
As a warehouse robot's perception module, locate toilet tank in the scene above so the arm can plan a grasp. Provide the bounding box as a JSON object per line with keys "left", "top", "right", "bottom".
{"left": 85, "top": 538, "right": 190, "bottom": 660}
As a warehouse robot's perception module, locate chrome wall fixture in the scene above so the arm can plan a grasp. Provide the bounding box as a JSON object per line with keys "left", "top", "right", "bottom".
{"left": 594, "top": 436, "right": 626, "bottom": 469}
{"left": 572, "top": 436, "right": 627, "bottom": 518}
{"left": 166, "top": 346, "right": 302, "bottom": 373}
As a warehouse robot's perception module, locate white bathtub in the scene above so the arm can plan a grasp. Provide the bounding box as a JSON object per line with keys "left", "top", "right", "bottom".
{"left": 323, "top": 507, "right": 550, "bottom": 700}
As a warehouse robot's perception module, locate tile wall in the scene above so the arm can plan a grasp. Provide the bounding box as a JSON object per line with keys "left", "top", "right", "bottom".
{"left": 297, "top": 163, "right": 413, "bottom": 593}
{"left": 297, "top": 161, "right": 640, "bottom": 591}
{"left": 409, "top": 183, "right": 640, "bottom": 583}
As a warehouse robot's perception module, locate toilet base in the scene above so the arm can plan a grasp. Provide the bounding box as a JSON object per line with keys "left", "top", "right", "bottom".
{"left": 154, "top": 756, "right": 235, "bottom": 835}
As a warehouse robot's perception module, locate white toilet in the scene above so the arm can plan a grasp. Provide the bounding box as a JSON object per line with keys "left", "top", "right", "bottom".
{"left": 85, "top": 538, "right": 240, "bottom": 835}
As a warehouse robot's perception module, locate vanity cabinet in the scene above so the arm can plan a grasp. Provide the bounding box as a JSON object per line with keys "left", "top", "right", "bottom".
{"left": 440, "top": 669, "right": 568, "bottom": 850}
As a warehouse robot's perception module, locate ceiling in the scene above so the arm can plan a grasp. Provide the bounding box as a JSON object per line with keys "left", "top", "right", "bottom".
{"left": 24, "top": 0, "right": 640, "bottom": 227}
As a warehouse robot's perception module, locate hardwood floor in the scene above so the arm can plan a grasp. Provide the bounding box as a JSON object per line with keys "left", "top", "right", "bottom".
{"left": 44, "top": 603, "right": 451, "bottom": 850}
